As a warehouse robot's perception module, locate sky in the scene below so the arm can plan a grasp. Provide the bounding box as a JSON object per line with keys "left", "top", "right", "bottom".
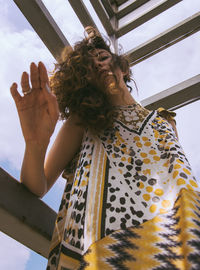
{"left": 0, "top": 0, "right": 200, "bottom": 269}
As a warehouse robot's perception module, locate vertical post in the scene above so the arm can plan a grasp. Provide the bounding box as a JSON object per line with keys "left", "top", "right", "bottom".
{"left": 110, "top": 2, "right": 118, "bottom": 53}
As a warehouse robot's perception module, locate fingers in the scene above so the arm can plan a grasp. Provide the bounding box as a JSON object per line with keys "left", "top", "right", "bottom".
{"left": 10, "top": 83, "right": 22, "bottom": 103}
{"left": 30, "top": 62, "right": 40, "bottom": 90}
{"left": 21, "top": 62, "right": 45, "bottom": 93}
{"left": 38, "top": 61, "right": 49, "bottom": 89}
{"left": 39, "top": 61, "right": 58, "bottom": 122}
{"left": 21, "top": 72, "right": 31, "bottom": 94}
{"left": 15, "top": 62, "right": 50, "bottom": 98}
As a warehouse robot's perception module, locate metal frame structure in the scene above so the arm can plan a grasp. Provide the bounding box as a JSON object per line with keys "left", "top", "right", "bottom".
{"left": 0, "top": 168, "right": 56, "bottom": 258}
{"left": 1, "top": 0, "right": 200, "bottom": 258}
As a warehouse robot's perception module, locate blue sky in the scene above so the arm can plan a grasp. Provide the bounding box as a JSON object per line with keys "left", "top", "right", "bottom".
{"left": 0, "top": 0, "right": 200, "bottom": 269}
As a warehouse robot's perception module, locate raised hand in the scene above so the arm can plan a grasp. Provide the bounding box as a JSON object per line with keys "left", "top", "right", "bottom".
{"left": 10, "top": 62, "right": 59, "bottom": 147}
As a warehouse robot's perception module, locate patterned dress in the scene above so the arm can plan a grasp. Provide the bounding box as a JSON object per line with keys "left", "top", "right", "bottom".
{"left": 47, "top": 103, "right": 200, "bottom": 270}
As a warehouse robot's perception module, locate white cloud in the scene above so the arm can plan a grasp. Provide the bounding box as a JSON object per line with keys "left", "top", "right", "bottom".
{"left": 0, "top": 0, "right": 61, "bottom": 170}
{"left": 0, "top": 14, "right": 62, "bottom": 265}
{"left": 42, "top": 0, "right": 85, "bottom": 44}
{"left": 0, "top": 26, "right": 66, "bottom": 203}
{"left": 0, "top": 232, "right": 30, "bottom": 270}
{"left": 0, "top": 26, "right": 54, "bottom": 168}
{"left": 0, "top": 30, "right": 54, "bottom": 90}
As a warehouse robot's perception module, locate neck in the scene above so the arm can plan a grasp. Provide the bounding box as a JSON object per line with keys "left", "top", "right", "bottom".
{"left": 109, "top": 82, "right": 136, "bottom": 106}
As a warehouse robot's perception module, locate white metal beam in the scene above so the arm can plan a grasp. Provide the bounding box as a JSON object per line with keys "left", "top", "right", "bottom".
{"left": 116, "top": 0, "right": 150, "bottom": 19}
{"left": 68, "top": 0, "right": 97, "bottom": 29}
{"left": 14, "top": 0, "right": 70, "bottom": 60}
{"left": 0, "top": 167, "right": 56, "bottom": 258}
{"left": 141, "top": 75, "right": 200, "bottom": 110}
{"left": 110, "top": 0, "right": 127, "bottom": 7}
{"left": 89, "top": 0, "right": 115, "bottom": 35}
{"left": 116, "top": 0, "right": 182, "bottom": 38}
{"left": 101, "top": 0, "right": 115, "bottom": 18}
{"left": 126, "top": 12, "right": 200, "bottom": 66}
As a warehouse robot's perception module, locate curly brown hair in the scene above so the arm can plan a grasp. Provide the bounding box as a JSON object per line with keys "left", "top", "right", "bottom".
{"left": 50, "top": 28, "right": 132, "bottom": 133}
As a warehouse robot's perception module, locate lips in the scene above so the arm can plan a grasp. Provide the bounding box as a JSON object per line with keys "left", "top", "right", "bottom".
{"left": 98, "top": 69, "right": 114, "bottom": 78}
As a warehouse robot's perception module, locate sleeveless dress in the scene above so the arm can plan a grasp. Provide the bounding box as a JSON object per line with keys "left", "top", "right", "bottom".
{"left": 47, "top": 103, "right": 200, "bottom": 270}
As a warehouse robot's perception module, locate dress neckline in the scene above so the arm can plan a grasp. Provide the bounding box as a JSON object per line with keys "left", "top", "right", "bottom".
{"left": 113, "top": 102, "right": 140, "bottom": 109}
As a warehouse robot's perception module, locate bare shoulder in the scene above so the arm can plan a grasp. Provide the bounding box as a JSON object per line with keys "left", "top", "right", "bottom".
{"left": 168, "top": 119, "right": 179, "bottom": 140}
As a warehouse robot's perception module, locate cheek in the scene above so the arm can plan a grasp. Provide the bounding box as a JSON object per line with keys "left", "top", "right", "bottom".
{"left": 115, "top": 68, "right": 124, "bottom": 80}
{"left": 105, "top": 57, "right": 113, "bottom": 66}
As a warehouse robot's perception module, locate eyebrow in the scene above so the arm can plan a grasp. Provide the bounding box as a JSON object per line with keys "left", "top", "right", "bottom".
{"left": 90, "top": 49, "right": 111, "bottom": 57}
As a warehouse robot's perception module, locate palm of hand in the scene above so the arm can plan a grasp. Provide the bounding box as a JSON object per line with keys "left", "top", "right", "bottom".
{"left": 10, "top": 62, "right": 59, "bottom": 145}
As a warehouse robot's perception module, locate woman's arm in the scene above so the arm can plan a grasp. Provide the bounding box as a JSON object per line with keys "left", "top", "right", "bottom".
{"left": 20, "top": 116, "right": 84, "bottom": 197}
{"left": 11, "top": 62, "right": 84, "bottom": 197}
{"left": 44, "top": 115, "right": 84, "bottom": 194}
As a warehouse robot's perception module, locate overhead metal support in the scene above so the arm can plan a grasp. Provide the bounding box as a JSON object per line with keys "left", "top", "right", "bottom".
{"left": 110, "top": 1, "right": 119, "bottom": 53}
{"left": 68, "top": 0, "right": 97, "bottom": 29}
{"left": 110, "top": 0, "right": 127, "bottom": 6}
{"left": 101, "top": 0, "right": 115, "bottom": 18}
{"left": 116, "top": 0, "right": 150, "bottom": 19}
{"left": 14, "top": 0, "right": 70, "bottom": 60}
{"left": 89, "top": 0, "right": 115, "bottom": 36}
{"left": 13, "top": 0, "right": 185, "bottom": 63}
{"left": 0, "top": 167, "right": 56, "bottom": 258}
{"left": 141, "top": 74, "right": 200, "bottom": 111}
{"left": 116, "top": 0, "right": 182, "bottom": 38}
{"left": 126, "top": 12, "right": 200, "bottom": 66}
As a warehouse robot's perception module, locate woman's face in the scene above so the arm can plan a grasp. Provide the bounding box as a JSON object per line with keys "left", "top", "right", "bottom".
{"left": 91, "top": 48, "right": 124, "bottom": 85}
{"left": 92, "top": 49, "right": 112, "bottom": 71}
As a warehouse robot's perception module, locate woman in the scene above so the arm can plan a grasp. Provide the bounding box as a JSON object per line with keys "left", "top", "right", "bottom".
{"left": 10, "top": 28, "right": 200, "bottom": 270}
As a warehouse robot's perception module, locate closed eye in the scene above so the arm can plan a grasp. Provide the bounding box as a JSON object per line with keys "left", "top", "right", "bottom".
{"left": 99, "top": 55, "right": 110, "bottom": 61}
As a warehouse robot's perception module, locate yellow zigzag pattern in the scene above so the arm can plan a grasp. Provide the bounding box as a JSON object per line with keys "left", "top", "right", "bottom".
{"left": 82, "top": 188, "right": 200, "bottom": 270}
